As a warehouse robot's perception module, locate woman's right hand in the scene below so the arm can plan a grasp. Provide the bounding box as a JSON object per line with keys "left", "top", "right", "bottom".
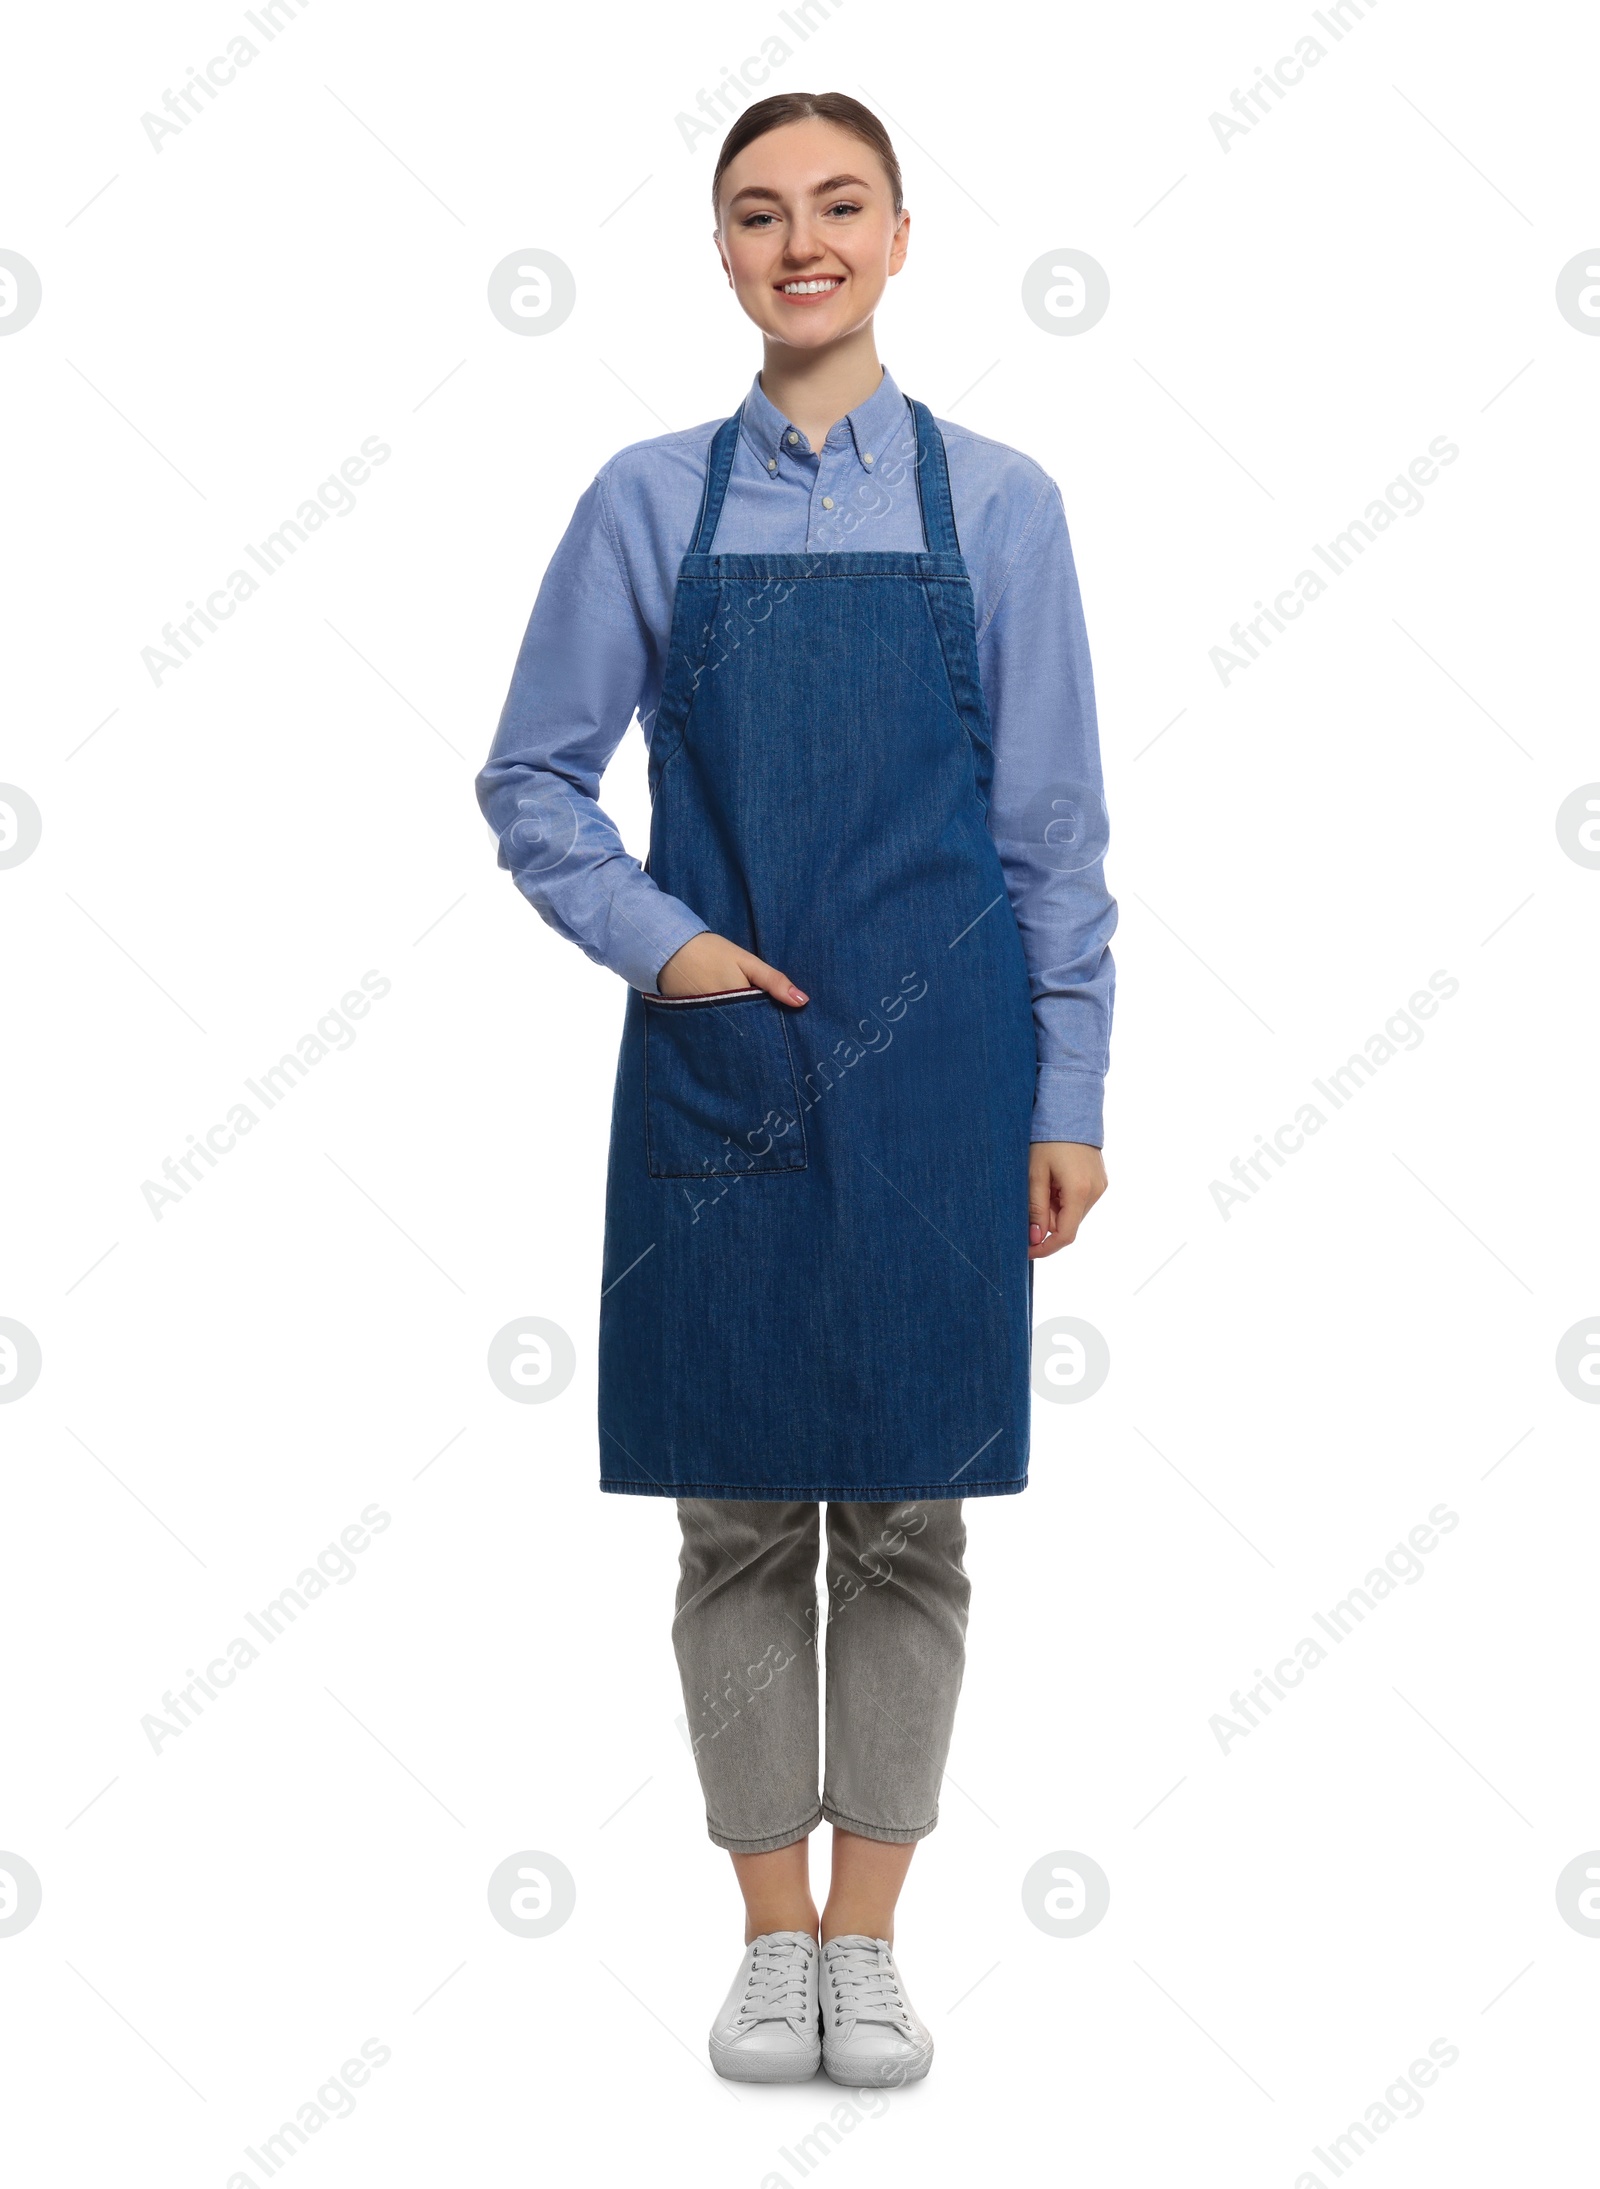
{"left": 656, "top": 932, "right": 808, "bottom": 1006}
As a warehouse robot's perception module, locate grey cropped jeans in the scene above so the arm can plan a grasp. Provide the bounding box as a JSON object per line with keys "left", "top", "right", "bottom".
{"left": 672, "top": 1498, "right": 970, "bottom": 1854}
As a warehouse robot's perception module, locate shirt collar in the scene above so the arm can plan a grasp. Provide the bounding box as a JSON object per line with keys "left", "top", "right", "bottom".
{"left": 738, "top": 364, "right": 909, "bottom": 474}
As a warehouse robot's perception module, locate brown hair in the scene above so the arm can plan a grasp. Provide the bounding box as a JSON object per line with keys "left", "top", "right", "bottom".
{"left": 712, "top": 92, "right": 903, "bottom": 222}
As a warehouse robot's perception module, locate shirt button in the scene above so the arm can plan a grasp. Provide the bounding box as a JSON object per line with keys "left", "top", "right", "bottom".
{"left": 787, "top": 431, "right": 799, "bottom": 445}
{"left": 767, "top": 458, "right": 777, "bottom": 472}
{"left": 822, "top": 496, "right": 835, "bottom": 510}
{"left": 863, "top": 452, "right": 874, "bottom": 465}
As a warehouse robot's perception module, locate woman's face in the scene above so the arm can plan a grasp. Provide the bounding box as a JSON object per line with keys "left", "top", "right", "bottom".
{"left": 714, "top": 118, "right": 908, "bottom": 352}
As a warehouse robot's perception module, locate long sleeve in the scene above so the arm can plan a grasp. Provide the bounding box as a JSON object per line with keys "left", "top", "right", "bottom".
{"left": 475, "top": 468, "right": 708, "bottom": 992}
{"left": 977, "top": 476, "right": 1117, "bottom": 1146}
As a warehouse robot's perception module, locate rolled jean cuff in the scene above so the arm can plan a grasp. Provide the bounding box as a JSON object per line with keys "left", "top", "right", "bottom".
{"left": 821, "top": 1801, "right": 939, "bottom": 1846}
{"left": 704, "top": 1805, "right": 823, "bottom": 1855}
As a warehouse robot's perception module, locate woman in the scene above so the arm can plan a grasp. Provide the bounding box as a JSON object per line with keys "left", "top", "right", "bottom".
{"left": 476, "top": 91, "right": 1116, "bottom": 2086}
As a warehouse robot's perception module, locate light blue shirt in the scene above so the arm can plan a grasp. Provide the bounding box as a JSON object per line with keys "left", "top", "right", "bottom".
{"left": 477, "top": 366, "right": 1116, "bottom": 1145}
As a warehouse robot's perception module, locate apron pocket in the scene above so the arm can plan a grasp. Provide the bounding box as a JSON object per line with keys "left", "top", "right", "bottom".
{"left": 643, "top": 989, "right": 809, "bottom": 1179}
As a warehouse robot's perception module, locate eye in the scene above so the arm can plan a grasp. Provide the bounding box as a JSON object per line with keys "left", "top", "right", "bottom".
{"left": 741, "top": 210, "right": 779, "bottom": 228}
{"left": 823, "top": 199, "right": 863, "bottom": 218}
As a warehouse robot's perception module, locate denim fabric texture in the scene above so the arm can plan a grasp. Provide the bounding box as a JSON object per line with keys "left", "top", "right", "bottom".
{"left": 598, "top": 403, "right": 1036, "bottom": 1501}
{"left": 475, "top": 366, "right": 1115, "bottom": 1147}
{"left": 672, "top": 1498, "right": 971, "bottom": 1852}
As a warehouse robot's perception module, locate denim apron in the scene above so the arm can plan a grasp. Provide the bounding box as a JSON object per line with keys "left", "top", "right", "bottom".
{"left": 598, "top": 399, "right": 1036, "bottom": 1501}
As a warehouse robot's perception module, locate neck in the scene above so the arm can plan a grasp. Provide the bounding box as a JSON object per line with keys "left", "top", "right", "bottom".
{"left": 758, "top": 325, "right": 882, "bottom": 450}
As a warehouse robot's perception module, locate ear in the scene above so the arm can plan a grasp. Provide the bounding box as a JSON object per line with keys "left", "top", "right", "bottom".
{"left": 888, "top": 208, "right": 911, "bottom": 278}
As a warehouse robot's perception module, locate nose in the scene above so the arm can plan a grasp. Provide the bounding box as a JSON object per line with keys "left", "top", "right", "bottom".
{"left": 782, "top": 212, "right": 830, "bottom": 266}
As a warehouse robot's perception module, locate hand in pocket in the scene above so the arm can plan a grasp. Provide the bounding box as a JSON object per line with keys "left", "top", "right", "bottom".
{"left": 657, "top": 931, "right": 807, "bottom": 1006}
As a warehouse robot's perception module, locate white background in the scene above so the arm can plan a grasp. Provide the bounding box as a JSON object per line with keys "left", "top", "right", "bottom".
{"left": 3, "top": 0, "right": 1598, "bottom": 2182}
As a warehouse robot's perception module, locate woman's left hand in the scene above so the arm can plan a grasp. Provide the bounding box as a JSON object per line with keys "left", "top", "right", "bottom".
{"left": 1028, "top": 1142, "right": 1107, "bottom": 1258}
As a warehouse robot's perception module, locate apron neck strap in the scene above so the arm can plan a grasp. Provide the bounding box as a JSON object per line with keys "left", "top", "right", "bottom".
{"left": 908, "top": 399, "right": 960, "bottom": 556}
{"left": 691, "top": 412, "right": 743, "bottom": 553}
{"left": 689, "top": 397, "right": 960, "bottom": 557}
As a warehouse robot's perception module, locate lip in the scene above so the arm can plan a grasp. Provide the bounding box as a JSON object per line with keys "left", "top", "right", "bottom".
{"left": 774, "top": 275, "right": 845, "bottom": 305}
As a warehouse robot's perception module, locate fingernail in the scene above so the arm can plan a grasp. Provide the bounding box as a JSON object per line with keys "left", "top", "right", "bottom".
{"left": 790, "top": 987, "right": 807, "bottom": 1004}
{"left": 1029, "top": 1224, "right": 1042, "bottom": 1243}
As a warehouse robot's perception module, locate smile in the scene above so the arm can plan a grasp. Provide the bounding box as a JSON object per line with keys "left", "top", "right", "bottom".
{"left": 778, "top": 277, "right": 843, "bottom": 296}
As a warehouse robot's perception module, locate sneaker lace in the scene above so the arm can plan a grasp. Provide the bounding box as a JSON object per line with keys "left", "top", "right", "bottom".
{"left": 741, "top": 1936, "right": 812, "bottom": 2025}
{"left": 827, "top": 1942, "right": 910, "bottom": 2028}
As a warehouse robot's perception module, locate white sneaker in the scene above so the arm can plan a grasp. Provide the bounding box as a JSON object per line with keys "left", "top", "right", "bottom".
{"left": 708, "top": 1931, "right": 821, "bottom": 2082}
{"left": 819, "top": 1935, "right": 934, "bottom": 2086}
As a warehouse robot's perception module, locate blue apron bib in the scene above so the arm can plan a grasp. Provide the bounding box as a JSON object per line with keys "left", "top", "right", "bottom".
{"left": 598, "top": 399, "right": 1036, "bottom": 1501}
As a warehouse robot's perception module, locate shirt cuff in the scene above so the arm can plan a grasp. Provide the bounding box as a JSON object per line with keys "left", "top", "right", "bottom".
{"left": 616, "top": 895, "right": 708, "bottom": 995}
{"left": 1031, "top": 1066, "right": 1105, "bottom": 1148}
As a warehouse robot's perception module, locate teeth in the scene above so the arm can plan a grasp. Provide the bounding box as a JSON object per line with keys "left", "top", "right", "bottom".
{"left": 782, "top": 279, "right": 841, "bottom": 294}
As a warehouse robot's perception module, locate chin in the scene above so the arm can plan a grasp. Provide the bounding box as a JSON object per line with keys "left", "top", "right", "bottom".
{"left": 779, "top": 320, "right": 847, "bottom": 346}
{"left": 769, "top": 310, "right": 871, "bottom": 348}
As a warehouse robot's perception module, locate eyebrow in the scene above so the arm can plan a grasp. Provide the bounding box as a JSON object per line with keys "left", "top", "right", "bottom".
{"left": 726, "top": 173, "right": 873, "bottom": 208}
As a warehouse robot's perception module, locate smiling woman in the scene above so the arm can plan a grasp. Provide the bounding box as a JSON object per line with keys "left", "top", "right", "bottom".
{"left": 475, "top": 88, "right": 1117, "bottom": 2090}
{"left": 710, "top": 92, "right": 905, "bottom": 369}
